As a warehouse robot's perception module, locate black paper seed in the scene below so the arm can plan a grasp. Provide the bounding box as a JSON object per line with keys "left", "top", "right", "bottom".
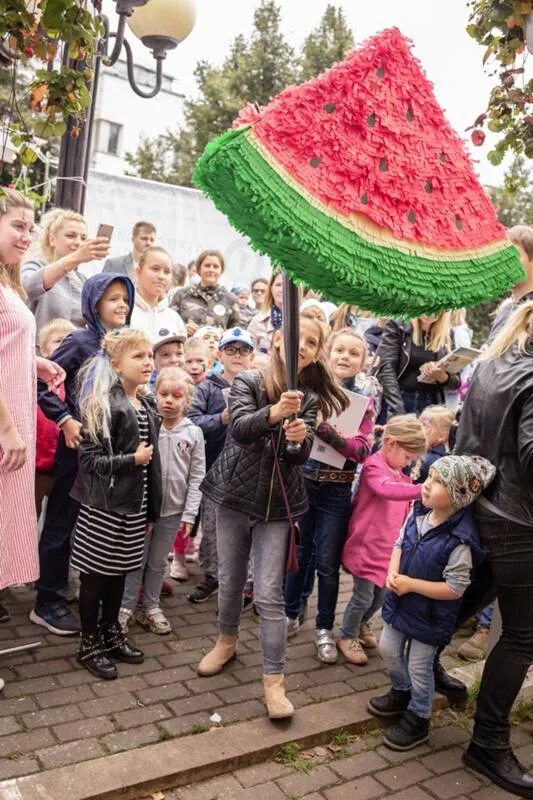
{"left": 367, "top": 112, "right": 376, "bottom": 127}
{"left": 439, "top": 152, "right": 447, "bottom": 162}
{"left": 425, "top": 179, "right": 433, "bottom": 193}
{"left": 408, "top": 209, "right": 416, "bottom": 224}
{"left": 324, "top": 103, "right": 336, "bottom": 113}
{"left": 455, "top": 216, "right": 463, "bottom": 230}
{"left": 377, "top": 66, "right": 385, "bottom": 77}
{"left": 309, "top": 157, "right": 321, "bottom": 168}
{"left": 379, "top": 157, "right": 388, "bottom": 172}
{"left": 361, "top": 193, "right": 369, "bottom": 205}
{"left": 406, "top": 107, "right": 414, "bottom": 122}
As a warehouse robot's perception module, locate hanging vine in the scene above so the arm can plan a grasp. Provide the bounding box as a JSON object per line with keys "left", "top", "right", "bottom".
{"left": 466, "top": 0, "right": 533, "bottom": 167}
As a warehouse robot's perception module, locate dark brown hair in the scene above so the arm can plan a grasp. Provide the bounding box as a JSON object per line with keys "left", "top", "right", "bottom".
{"left": 195, "top": 249, "right": 224, "bottom": 273}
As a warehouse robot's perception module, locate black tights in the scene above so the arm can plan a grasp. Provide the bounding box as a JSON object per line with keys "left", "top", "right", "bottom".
{"left": 78, "top": 572, "right": 126, "bottom": 635}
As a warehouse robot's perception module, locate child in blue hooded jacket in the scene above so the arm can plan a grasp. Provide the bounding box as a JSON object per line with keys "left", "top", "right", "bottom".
{"left": 368, "top": 455, "right": 495, "bottom": 752}
{"left": 30, "top": 273, "right": 135, "bottom": 636}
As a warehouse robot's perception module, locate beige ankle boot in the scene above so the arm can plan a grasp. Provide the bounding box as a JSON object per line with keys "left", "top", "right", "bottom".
{"left": 263, "top": 674, "right": 294, "bottom": 719}
{"left": 197, "top": 634, "right": 238, "bottom": 676}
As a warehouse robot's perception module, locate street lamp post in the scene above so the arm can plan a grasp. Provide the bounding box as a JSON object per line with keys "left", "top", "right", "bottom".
{"left": 54, "top": 0, "right": 196, "bottom": 213}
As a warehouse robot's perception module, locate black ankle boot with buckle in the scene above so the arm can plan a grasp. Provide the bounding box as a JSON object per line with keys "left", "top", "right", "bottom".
{"left": 463, "top": 742, "right": 533, "bottom": 799}
{"left": 101, "top": 622, "right": 144, "bottom": 664}
{"left": 77, "top": 632, "right": 117, "bottom": 680}
{"left": 433, "top": 657, "right": 468, "bottom": 703}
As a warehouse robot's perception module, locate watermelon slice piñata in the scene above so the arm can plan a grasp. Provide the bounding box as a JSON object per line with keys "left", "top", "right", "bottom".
{"left": 193, "top": 27, "right": 524, "bottom": 317}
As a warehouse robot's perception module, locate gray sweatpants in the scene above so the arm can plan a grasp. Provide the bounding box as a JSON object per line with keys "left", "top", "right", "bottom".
{"left": 122, "top": 514, "right": 181, "bottom": 611}
{"left": 199, "top": 497, "right": 218, "bottom": 580}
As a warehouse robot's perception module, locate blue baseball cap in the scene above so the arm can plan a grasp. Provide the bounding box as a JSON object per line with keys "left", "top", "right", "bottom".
{"left": 218, "top": 327, "right": 254, "bottom": 350}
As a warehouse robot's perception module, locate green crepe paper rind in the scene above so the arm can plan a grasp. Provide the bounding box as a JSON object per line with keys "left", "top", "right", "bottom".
{"left": 193, "top": 127, "right": 524, "bottom": 317}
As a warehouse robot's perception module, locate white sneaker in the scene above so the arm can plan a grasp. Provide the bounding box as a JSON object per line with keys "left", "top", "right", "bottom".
{"left": 137, "top": 607, "right": 172, "bottom": 635}
{"left": 185, "top": 539, "right": 199, "bottom": 563}
{"left": 316, "top": 628, "right": 338, "bottom": 664}
{"left": 170, "top": 559, "right": 189, "bottom": 581}
{"left": 118, "top": 607, "right": 133, "bottom": 634}
{"left": 287, "top": 617, "right": 300, "bottom": 638}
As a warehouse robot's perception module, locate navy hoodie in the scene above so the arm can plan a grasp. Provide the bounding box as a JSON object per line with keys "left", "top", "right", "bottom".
{"left": 188, "top": 373, "right": 230, "bottom": 470}
{"left": 38, "top": 273, "right": 134, "bottom": 425}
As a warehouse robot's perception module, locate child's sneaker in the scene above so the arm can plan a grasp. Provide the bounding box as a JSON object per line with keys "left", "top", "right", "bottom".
{"left": 316, "top": 629, "right": 338, "bottom": 664}
{"left": 457, "top": 626, "right": 490, "bottom": 661}
{"left": 118, "top": 607, "right": 133, "bottom": 634}
{"left": 382, "top": 710, "right": 429, "bottom": 751}
{"left": 367, "top": 688, "right": 411, "bottom": 718}
{"left": 185, "top": 537, "right": 199, "bottom": 563}
{"left": 359, "top": 621, "right": 378, "bottom": 649}
{"left": 170, "top": 558, "right": 189, "bottom": 581}
{"left": 337, "top": 637, "right": 368, "bottom": 665}
{"left": 287, "top": 617, "right": 300, "bottom": 638}
{"left": 136, "top": 607, "right": 172, "bottom": 635}
{"left": 187, "top": 576, "right": 218, "bottom": 604}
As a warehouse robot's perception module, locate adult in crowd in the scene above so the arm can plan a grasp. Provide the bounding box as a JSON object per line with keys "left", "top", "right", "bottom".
{"left": 250, "top": 277, "right": 268, "bottom": 310}
{"left": 489, "top": 225, "right": 533, "bottom": 339}
{"left": 102, "top": 220, "right": 156, "bottom": 279}
{"left": 0, "top": 189, "right": 64, "bottom": 636}
{"left": 21, "top": 208, "right": 109, "bottom": 332}
{"left": 130, "top": 246, "right": 186, "bottom": 340}
{"left": 454, "top": 302, "right": 533, "bottom": 798}
{"left": 171, "top": 249, "right": 240, "bottom": 336}
{"left": 376, "top": 313, "right": 459, "bottom": 417}
{"left": 248, "top": 268, "right": 283, "bottom": 354}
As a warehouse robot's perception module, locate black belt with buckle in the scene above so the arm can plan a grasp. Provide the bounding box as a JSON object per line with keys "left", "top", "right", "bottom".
{"left": 305, "top": 469, "right": 355, "bottom": 484}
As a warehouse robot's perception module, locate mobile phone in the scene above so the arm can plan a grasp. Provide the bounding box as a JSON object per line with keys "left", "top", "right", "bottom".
{"left": 96, "top": 223, "right": 114, "bottom": 241}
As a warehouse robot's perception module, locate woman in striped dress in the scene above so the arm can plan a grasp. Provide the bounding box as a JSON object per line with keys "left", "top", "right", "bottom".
{"left": 71, "top": 328, "right": 162, "bottom": 680}
{"left": 0, "top": 190, "right": 64, "bottom": 607}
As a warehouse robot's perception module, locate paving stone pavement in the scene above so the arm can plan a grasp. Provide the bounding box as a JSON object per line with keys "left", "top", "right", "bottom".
{"left": 140, "top": 709, "right": 533, "bottom": 800}
{"left": 0, "top": 565, "right": 512, "bottom": 784}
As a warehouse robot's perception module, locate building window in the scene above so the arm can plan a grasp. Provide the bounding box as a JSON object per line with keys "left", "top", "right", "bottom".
{"left": 97, "top": 120, "right": 122, "bottom": 156}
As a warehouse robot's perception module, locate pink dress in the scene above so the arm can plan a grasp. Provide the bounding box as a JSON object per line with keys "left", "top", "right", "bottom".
{"left": 0, "top": 285, "right": 38, "bottom": 589}
{"left": 341, "top": 450, "right": 422, "bottom": 588}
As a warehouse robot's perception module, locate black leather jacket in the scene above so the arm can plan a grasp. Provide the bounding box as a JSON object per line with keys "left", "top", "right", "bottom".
{"left": 455, "top": 345, "right": 533, "bottom": 526}
{"left": 75, "top": 384, "right": 162, "bottom": 520}
{"left": 376, "top": 320, "right": 460, "bottom": 416}
{"left": 201, "top": 370, "right": 318, "bottom": 521}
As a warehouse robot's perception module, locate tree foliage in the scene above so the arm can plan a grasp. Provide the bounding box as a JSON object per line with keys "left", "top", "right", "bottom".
{"left": 0, "top": 0, "right": 102, "bottom": 169}
{"left": 125, "top": 2, "right": 354, "bottom": 187}
{"left": 466, "top": 0, "right": 533, "bottom": 165}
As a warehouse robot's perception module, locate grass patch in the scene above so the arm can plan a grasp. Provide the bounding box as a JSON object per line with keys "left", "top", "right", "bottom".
{"left": 275, "top": 742, "right": 314, "bottom": 774}
{"left": 511, "top": 696, "right": 533, "bottom": 724}
{"left": 330, "top": 729, "right": 350, "bottom": 746}
{"left": 190, "top": 723, "right": 210, "bottom": 735}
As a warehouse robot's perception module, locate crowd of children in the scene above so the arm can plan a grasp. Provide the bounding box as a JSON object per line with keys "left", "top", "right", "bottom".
{"left": 4, "top": 218, "right": 533, "bottom": 775}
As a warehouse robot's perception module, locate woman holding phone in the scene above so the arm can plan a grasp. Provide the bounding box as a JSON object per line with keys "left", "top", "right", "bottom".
{"left": 22, "top": 209, "right": 110, "bottom": 332}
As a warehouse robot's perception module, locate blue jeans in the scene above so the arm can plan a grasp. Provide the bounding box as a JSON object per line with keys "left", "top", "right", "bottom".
{"left": 216, "top": 505, "right": 289, "bottom": 674}
{"left": 339, "top": 576, "right": 386, "bottom": 639}
{"left": 380, "top": 622, "right": 438, "bottom": 719}
{"left": 401, "top": 390, "right": 441, "bottom": 416}
{"left": 476, "top": 602, "right": 494, "bottom": 630}
{"left": 284, "top": 480, "right": 352, "bottom": 630}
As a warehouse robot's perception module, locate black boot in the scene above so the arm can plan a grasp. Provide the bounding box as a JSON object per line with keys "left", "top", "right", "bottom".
{"left": 434, "top": 657, "right": 468, "bottom": 703}
{"left": 102, "top": 622, "right": 144, "bottom": 664}
{"left": 367, "top": 688, "right": 411, "bottom": 718}
{"left": 77, "top": 632, "right": 117, "bottom": 680}
{"left": 383, "top": 710, "right": 430, "bottom": 751}
{"left": 463, "top": 742, "right": 533, "bottom": 799}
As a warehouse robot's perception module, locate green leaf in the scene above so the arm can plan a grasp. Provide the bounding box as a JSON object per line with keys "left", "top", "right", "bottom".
{"left": 41, "top": 0, "right": 69, "bottom": 28}
{"left": 19, "top": 146, "right": 38, "bottom": 166}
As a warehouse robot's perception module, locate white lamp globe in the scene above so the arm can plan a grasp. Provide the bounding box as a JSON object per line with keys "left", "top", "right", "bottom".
{"left": 127, "top": 0, "right": 196, "bottom": 45}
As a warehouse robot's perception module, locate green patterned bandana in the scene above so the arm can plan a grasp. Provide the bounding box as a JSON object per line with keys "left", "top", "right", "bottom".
{"left": 432, "top": 455, "right": 496, "bottom": 510}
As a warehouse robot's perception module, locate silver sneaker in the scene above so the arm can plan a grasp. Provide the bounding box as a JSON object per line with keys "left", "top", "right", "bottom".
{"left": 316, "top": 628, "right": 338, "bottom": 664}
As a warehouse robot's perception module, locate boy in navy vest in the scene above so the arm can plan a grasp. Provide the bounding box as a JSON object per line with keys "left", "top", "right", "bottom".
{"left": 368, "top": 455, "right": 495, "bottom": 751}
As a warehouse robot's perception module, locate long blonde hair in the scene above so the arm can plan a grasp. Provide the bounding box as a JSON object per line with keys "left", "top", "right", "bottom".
{"left": 383, "top": 414, "right": 427, "bottom": 454}
{"left": 78, "top": 328, "right": 152, "bottom": 443}
{"left": 0, "top": 188, "right": 34, "bottom": 297}
{"left": 411, "top": 312, "right": 451, "bottom": 352}
{"left": 481, "top": 301, "right": 533, "bottom": 362}
{"left": 31, "top": 207, "right": 86, "bottom": 263}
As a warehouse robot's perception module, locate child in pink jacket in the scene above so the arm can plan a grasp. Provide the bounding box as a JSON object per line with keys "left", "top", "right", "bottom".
{"left": 337, "top": 415, "right": 427, "bottom": 665}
